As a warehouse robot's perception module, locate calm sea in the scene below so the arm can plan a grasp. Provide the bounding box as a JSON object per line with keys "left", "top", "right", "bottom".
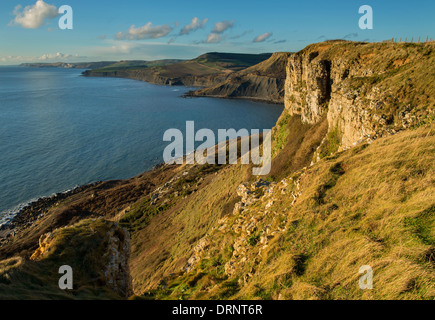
{"left": 0, "top": 66, "right": 283, "bottom": 225}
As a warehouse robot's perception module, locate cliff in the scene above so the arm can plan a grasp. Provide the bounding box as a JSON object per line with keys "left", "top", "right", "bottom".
{"left": 1, "top": 41, "right": 434, "bottom": 300}
{"left": 187, "top": 52, "right": 291, "bottom": 103}
{"left": 284, "top": 40, "right": 434, "bottom": 149}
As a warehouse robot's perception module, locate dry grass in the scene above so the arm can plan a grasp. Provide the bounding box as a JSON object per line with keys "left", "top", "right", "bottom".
{"left": 128, "top": 162, "right": 251, "bottom": 292}
{"left": 2, "top": 41, "right": 434, "bottom": 300}
{"left": 129, "top": 122, "right": 434, "bottom": 300}
{"left": 236, "top": 124, "right": 434, "bottom": 299}
{"left": 0, "top": 219, "right": 127, "bottom": 299}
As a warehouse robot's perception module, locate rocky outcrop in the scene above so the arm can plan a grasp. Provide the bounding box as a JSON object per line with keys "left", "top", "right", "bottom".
{"left": 30, "top": 219, "right": 133, "bottom": 298}
{"left": 189, "top": 52, "right": 291, "bottom": 103}
{"left": 181, "top": 172, "right": 308, "bottom": 289}
{"left": 285, "top": 40, "right": 435, "bottom": 149}
{"left": 285, "top": 51, "right": 332, "bottom": 123}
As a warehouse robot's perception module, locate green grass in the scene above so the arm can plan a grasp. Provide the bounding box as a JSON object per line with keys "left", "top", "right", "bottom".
{"left": 319, "top": 126, "right": 341, "bottom": 158}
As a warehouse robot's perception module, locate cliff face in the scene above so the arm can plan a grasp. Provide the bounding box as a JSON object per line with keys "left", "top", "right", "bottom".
{"left": 189, "top": 52, "right": 291, "bottom": 103}
{"left": 285, "top": 41, "right": 435, "bottom": 148}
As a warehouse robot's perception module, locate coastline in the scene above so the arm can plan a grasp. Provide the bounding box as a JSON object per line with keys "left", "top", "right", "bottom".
{"left": 0, "top": 182, "right": 101, "bottom": 237}
{"left": 82, "top": 70, "right": 286, "bottom": 105}
{"left": 0, "top": 66, "right": 282, "bottom": 241}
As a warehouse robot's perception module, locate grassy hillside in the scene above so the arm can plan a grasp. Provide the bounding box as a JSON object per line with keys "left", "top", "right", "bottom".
{"left": 93, "top": 59, "right": 184, "bottom": 72}
{"left": 135, "top": 121, "right": 434, "bottom": 300}
{"left": 2, "top": 41, "right": 434, "bottom": 300}
{"left": 194, "top": 52, "right": 273, "bottom": 71}
{"left": 0, "top": 219, "right": 130, "bottom": 299}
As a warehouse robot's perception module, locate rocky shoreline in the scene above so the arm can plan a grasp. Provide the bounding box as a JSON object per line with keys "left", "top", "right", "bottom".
{"left": 0, "top": 160, "right": 168, "bottom": 246}
{"left": 0, "top": 182, "right": 101, "bottom": 240}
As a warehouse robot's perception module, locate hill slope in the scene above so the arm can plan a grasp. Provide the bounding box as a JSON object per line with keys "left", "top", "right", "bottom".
{"left": 187, "top": 52, "right": 291, "bottom": 103}
{"left": 82, "top": 52, "right": 272, "bottom": 87}
{"left": 1, "top": 41, "right": 434, "bottom": 300}
{"left": 140, "top": 123, "right": 434, "bottom": 300}
{"left": 0, "top": 219, "right": 131, "bottom": 299}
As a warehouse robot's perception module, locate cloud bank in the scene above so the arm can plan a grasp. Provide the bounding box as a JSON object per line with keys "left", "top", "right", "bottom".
{"left": 39, "top": 52, "right": 79, "bottom": 60}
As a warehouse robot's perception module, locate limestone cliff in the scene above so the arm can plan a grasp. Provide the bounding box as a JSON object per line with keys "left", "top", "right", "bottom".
{"left": 189, "top": 52, "right": 291, "bottom": 103}
{"left": 284, "top": 40, "right": 434, "bottom": 149}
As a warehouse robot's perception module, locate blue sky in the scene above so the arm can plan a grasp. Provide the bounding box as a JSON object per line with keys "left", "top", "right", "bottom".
{"left": 1, "top": 0, "right": 434, "bottom": 64}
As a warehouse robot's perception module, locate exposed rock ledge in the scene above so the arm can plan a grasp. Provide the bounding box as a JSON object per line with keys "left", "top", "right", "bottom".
{"left": 284, "top": 40, "right": 434, "bottom": 149}
{"left": 30, "top": 218, "right": 133, "bottom": 298}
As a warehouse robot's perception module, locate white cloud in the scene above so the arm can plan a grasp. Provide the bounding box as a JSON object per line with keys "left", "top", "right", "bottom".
{"left": 253, "top": 32, "right": 273, "bottom": 43}
{"left": 39, "top": 52, "right": 79, "bottom": 60}
{"left": 0, "top": 52, "right": 83, "bottom": 65}
{"left": 93, "top": 42, "right": 139, "bottom": 56}
{"left": 0, "top": 55, "right": 24, "bottom": 63}
{"left": 212, "top": 20, "right": 234, "bottom": 34}
{"left": 116, "top": 22, "right": 173, "bottom": 40}
{"left": 201, "top": 20, "right": 235, "bottom": 44}
{"left": 206, "top": 33, "right": 222, "bottom": 43}
{"left": 11, "top": 0, "right": 59, "bottom": 29}
{"left": 180, "top": 17, "right": 208, "bottom": 36}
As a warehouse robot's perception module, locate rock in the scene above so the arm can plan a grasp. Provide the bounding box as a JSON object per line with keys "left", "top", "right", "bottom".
{"left": 284, "top": 41, "right": 431, "bottom": 150}
{"left": 29, "top": 219, "right": 133, "bottom": 298}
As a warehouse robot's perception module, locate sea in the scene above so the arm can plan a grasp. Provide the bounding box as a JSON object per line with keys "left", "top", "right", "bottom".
{"left": 0, "top": 66, "right": 283, "bottom": 225}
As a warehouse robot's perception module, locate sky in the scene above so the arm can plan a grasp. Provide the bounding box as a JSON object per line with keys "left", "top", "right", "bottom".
{"left": 0, "top": 0, "right": 434, "bottom": 65}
